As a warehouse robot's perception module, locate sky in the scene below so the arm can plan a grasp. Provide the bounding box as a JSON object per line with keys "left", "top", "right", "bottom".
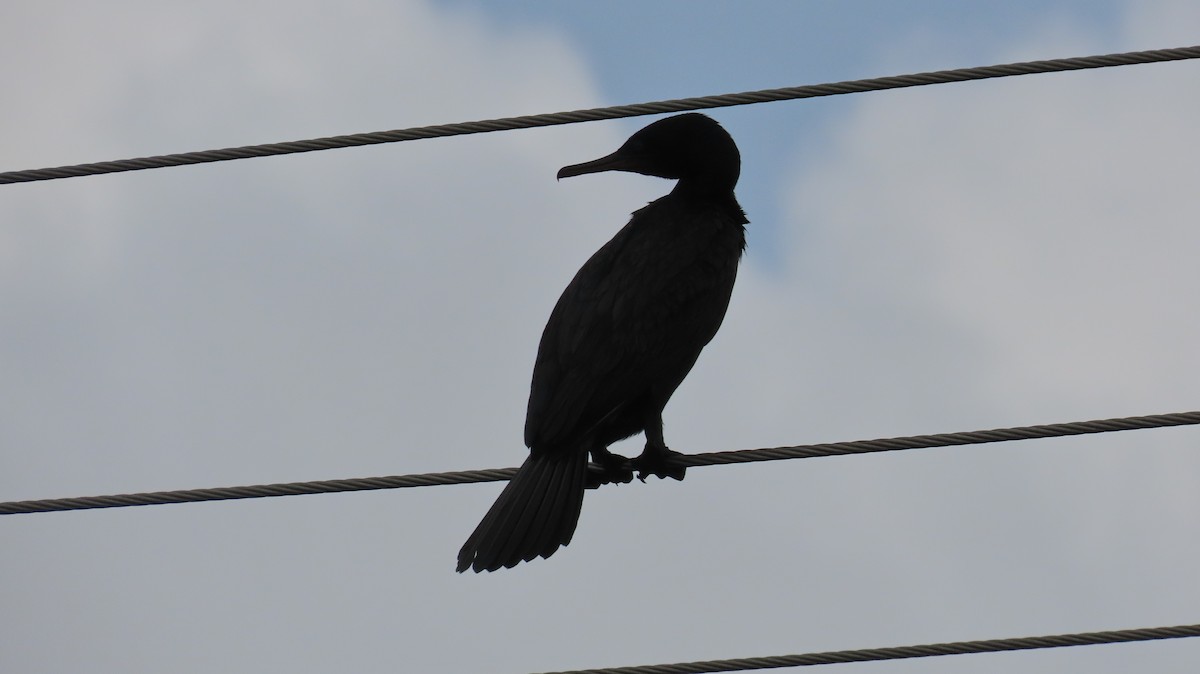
{"left": 2, "top": 1, "right": 1199, "bottom": 672}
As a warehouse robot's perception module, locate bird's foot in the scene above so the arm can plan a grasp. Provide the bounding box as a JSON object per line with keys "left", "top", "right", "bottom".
{"left": 633, "top": 445, "right": 687, "bottom": 482}
{"left": 585, "top": 450, "right": 634, "bottom": 489}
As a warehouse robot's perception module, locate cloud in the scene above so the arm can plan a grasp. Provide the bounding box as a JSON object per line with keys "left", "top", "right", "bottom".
{"left": 1, "top": 0, "right": 640, "bottom": 489}
{"left": 693, "top": 0, "right": 1200, "bottom": 659}
{"left": 0, "top": 3, "right": 657, "bottom": 671}
{"left": 776, "top": 6, "right": 1200, "bottom": 421}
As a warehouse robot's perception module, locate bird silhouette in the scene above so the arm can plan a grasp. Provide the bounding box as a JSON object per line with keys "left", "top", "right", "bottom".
{"left": 457, "top": 113, "right": 748, "bottom": 572}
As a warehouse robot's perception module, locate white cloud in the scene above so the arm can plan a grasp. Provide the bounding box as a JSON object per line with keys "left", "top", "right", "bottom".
{"left": 0, "top": 3, "right": 657, "bottom": 670}
{"left": 707, "top": 1, "right": 1200, "bottom": 664}
{"left": 778, "top": 9, "right": 1200, "bottom": 420}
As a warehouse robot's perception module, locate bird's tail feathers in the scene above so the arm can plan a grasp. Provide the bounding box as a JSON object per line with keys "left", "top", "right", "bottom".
{"left": 456, "top": 450, "right": 588, "bottom": 573}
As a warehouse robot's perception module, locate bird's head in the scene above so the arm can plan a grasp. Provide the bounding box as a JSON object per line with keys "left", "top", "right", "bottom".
{"left": 557, "top": 113, "right": 741, "bottom": 193}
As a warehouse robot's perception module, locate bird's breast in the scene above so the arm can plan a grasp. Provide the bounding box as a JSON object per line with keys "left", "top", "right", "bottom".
{"left": 610, "top": 197, "right": 745, "bottom": 320}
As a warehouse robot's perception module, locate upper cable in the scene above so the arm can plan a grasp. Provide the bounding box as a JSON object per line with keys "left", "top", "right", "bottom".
{"left": 2, "top": 45, "right": 1198, "bottom": 185}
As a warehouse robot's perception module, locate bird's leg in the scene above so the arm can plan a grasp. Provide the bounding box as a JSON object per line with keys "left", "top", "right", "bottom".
{"left": 632, "top": 414, "right": 687, "bottom": 482}
{"left": 585, "top": 444, "right": 633, "bottom": 489}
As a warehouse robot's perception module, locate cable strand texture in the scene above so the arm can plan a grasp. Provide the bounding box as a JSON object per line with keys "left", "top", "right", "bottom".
{"left": 2, "top": 45, "right": 1198, "bottom": 184}
{"left": 531, "top": 624, "right": 1200, "bottom": 674}
{"left": 2, "top": 410, "right": 1197, "bottom": 515}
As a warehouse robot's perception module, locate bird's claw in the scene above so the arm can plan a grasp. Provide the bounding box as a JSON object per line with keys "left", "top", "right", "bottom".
{"left": 633, "top": 448, "right": 687, "bottom": 482}
{"left": 585, "top": 453, "right": 634, "bottom": 489}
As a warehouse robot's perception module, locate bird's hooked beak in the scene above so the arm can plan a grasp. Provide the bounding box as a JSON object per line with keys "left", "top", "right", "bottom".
{"left": 557, "top": 149, "right": 639, "bottom": 180}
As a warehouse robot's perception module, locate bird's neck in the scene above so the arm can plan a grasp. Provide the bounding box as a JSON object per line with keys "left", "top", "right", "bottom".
{"left": 670, "top": 181, "right": 745, "bottom": 220}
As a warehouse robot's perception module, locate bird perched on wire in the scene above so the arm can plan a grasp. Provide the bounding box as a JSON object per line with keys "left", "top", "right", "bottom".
{"left": 457, "top": 113, "right": 748, "bottom": 573}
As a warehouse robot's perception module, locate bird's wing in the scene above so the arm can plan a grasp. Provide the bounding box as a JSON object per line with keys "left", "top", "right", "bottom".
{"left": 525, "top": 200, "right": 739, "bottom": 449}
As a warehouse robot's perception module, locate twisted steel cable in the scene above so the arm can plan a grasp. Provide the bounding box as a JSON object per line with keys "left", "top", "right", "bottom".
{"left": 532, "top": 624, "right": 1200, "bottom": 674}
{"left": 2, "top": 45, "right": 1198, "bottom": 185}
{"left": 2, "top": 410, "right": 1197, "bottom": 515}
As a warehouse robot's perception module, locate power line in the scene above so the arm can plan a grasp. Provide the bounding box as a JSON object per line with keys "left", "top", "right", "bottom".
{"left": 531, "top": 623, "right": 1200, "bottom": 674}
{"left": 2, "top": 45, "right": 1198, "bottom": 185}
{"left": 2, "top": 410, "right": 1196, "bottom": 515}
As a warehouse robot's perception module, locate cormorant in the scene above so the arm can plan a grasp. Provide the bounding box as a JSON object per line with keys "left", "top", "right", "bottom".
{"left": 457, "top": 113, "right": 748, "bottom": 573}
